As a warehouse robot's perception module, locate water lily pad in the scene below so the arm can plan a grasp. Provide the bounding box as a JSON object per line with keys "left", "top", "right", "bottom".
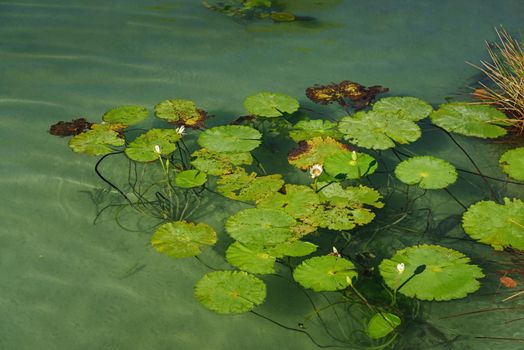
{"left": 373, "top": 97, "right": 432, "bottom": 121}
{"left": 324, "top": 151, "right": 378, "bottom": 179}
{"left": 194, "top": 270, "right": 266, "bottom": 314}
{"left": 266, "top": 240, "right": 317, "bottom": 258}
{"left": 462, "top": 198, "right": 524, "bottom": 250}
{"left": 226, "top": 241, "right": 276, "bottom": 274}
{"left": 190, "top": 149, "right": 253, "bottom": 176}
{"left": 244, "top": 92, "right": 299, "bottom": 117}
{"left": 175, "top": 170, "right": 207, "bottom": 188}
{"left": 289, "top": 119, "right": 342, "bottom": 142}
{"left": 68, "top": 124, "right": 125, "bottom": 156}
{"left": 256, "top": 184, "right": 320, "bottom": 219}
{"left": 379, "top": 244, "right": 484, "bottom": 301}
{"left": 151, "top": 221, "right": 217, "bottom": 258}
{"left": 305, "top": 205, "right": 376, "bottom": 231}
{"left": 367, "top": 312, "right": 401, "bottom": 339}
{"left": 154, "top": 99, "right": 206, "bottom": 127}
{"left": 288, "top": 136, "right": 350, "bottom": 170}
{"left": 338, "top": 111, "right": 421, "bottom": 150}
{"left": 217, "top": 170, "right": 284, "bottom": 202}
{"left": 430, "top": 102, "right": 508, "bottom": 138}
{"left": 500, "top": 147, "right": 524, "bottom": 181}
{"left": 395, "top": 156, "right": 457, "bottom": 189}
{"left": 125, "top": 128, "right": 181, "bottom": 162}
{"left": 198, "top": 125, "right": 261, "bottom": 153}
{"left": 102, "top": 105, "right": 149, "bottom": 125}
{"left": 293, "top": 255, "right": 358, "bottom": 292}
{"left": 225, "top": 208, "right": 296, "bottom": 245}
{"left": 317, "top": 183, "right": 384, "bottom": 209}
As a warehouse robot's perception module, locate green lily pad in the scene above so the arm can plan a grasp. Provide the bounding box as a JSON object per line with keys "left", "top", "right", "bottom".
{"left": 68, "top": 124, "right": 125, "bottom": 156}
{"left": 500, "top": 147, "right": 524, "bottom": 181}
{"left": 367, "top": 312, "right": 401, "bottom": 339}
{"left": 462, "top": 198, "right": 524, "bottom": 250}
{"left": 194, "top": 270, "right": 266, "bottom": 314}
{"left": 324, "top": 151, "right": 378, "bottom": 179}
{"left": 226, "top": 241, "right": 276, "bottom": 274}
{"left": 125, "top": 128, "right": 181, "bottom": 162}
{"left": 102, "top": 105, "right": 149, "bottom": 126}
{"left": 266, "top": 240, "right": 317, "bottom": 258}
{"left": 217, "top": 170, "right": 284, "bottom": 202}
{"left": 288, "top": 137, "right": 351, "bottom": 170}
{"left": 305, "top": 205, "right": 376, "bottom": 231}
{"left": 175, "top": 170, "right": 207, "bottom": 188}
{"left": 317, "top": 183, "right": 384, "bottom": 209}
{"left": 225, "top": 208, "right": 296, "bottom": 245}
{"left": 244, "top": 92, "right": 299, "bottom": 117}
{"left": 190, "top": 148, "right": 253, "bottom": 176}
{"left": 394, "top": 156, "right": 457, "bottom": 189}
{"left": 379, "top": 244, "right": 484, "bottom": 301}
{"left": 198, "top": 125, "right": 261, "bottom": 153}
{"left": 256, "top": 184, "right": 320, "bottom": 219}
{"left": 154, "top": 99, "right": 206, "bottom": 127}
{"left": 338, "top": 111, "right": 421, "bottom": 150}
{"left": 151, "top": 221, "right": 217, "bottom": 258}
{"left": 289, "top": 119, "right": 342, "bottom": 142}
{"left": 293, "top": 255, "right": 358, "bottom": 292}
{"left": 373, "top": 97, "right": 432, "bottom": 121}
{"left": 430, "top": 102, "right": 508, "bottom": 138}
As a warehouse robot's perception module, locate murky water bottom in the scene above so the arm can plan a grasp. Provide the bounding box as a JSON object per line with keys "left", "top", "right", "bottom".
{"left": 1, "top": 1, "right": 524, "bottom": 349}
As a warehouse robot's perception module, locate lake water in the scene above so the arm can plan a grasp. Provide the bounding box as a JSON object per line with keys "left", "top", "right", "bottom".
{"left": 1, "top": 1, "right": 524, "bottom": 349}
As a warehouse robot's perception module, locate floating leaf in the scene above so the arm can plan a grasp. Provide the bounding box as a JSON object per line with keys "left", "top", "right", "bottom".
{"left": 462, "top": 198, "right": 524, "bottom": 250}
{"left": 68, "top": 124, "right": 124, "bottom": 156}
{"left": 430, "top": 102, "right": 508, "bottom": 138}
{"left": 49, "top": 118, "right": 93, "bottom": 136}
{"left": 289, "top": 119, "right": 342, "bottom": 142}
{"left": 338, "top": 111, "right": 421, "bottom": 150}
{"left": 288, "top": 136, "right": 350, "bottom": 170}
{"left": 244, "top": 92, "right": 299, "bottom": 117}
{"left": 373, "top": 97, "right": 432, "bottom": 121}
{"left": 317, "top": 183, "right": 384, "bottom": 209}
{"left": 226, "top": 241, "right": 276, "bottom": 274}
{"left": 175, "top": 170, "right": 207, "bottom": 188}
{"left": 379, "top": 244, "right": 484, "bottom": 301}
{"left": 394, "top": 156, "right": 457, "bottom": 189}
{"left": 324, "top": 151, "right": 378, "bottom": 179}
{"left": 256, "top": 184, "right": 320, "bottom": 219}
{"left": 270, "top": 12, "right": 295, "bottom": 22}
{"left": 190, "top": 148, "right": 252, "bottom": 176}
{"left": 266, "top": 240, "right": 317, "bottom": 258}
{"left": 500, "top": 147, "right": 524, "bottom": 181}
{"left": 293, "top": 255, "right": 358, "bottom": 292}
{"left": 217, "top": 170, "right": 284, "bottom": 202}
{"left": 154, "top": 99, "right": 206, "bottom": 128}
{"left": 305, "top": 80, "right": 388, "bottom": 110}
{"left": 198, "top": 125, "right": 261, "bottom": 153}
{"left": 367, "top": 312, "right": 401, "bottom": 339}
{"left": 125, "top": 128, "right": 181, "bottom": 162}
{"left": 305, "top": 205, "right": 375, "bottom": 231}
{"left": 102, "top": 105, "right": 148, "bottom": 125}
{"left": 226, "top": 208, "right": 296, "bottom": 245}
{"left": 151, "top": 221, "right": 217, "bottom": 258}
{"left": 194, "top": 270, "right": 266, "bottom": 314}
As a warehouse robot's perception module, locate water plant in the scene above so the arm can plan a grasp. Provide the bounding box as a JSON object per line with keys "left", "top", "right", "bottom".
{"left": 50, "top": 82, "right": 524, "bottom": 348}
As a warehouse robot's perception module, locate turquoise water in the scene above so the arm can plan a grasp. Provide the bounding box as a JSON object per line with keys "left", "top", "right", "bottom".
{"left": 1, "top": 1, "right": 524, "bottom": 349}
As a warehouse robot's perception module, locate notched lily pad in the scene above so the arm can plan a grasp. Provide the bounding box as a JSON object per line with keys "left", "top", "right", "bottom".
{"left": 244, "top": 92, "right": 299, "bottom": 117}
{"left": 379, "top": 244, "right": 484, "bottom": 301}
{"left": 194, "top": 270, "right": 266, "bottom": 314}
{"left": 373, "top": 96, "right": 432, "bottom": 121}
{"left": 151, "top": 221, "right": 217, "bottom": 258}
{"left": 289, "top": 119, "right": 342, "bottom": 142}
{"left": 217, "top": 170, "right": 284, "bottom": 202}
{"left": 198, "top": 125, "right": 261, "bottom": 153}
{"left": 324, "top": 151, "right": 378, "bottom": 179}
{"left": 256, "top": 184, "right": 320, "bottom": 219}
{"left": 395, "top": 156, "right": 457, "bottom": 189}
{"left": 288, "top": 136, "right": 351, "bottom": 170}
{"left": 226, "top": 241, "right": 276, "bottom": 274}
{"left": 306, "top": 80, "right": 388, "bottom": 110}
{"left": 190, "top": 148, "right": 253, "bottom": 176}
{"left": 367, "top": 312, "right": 401, "bottom": 339}
{"left": 49, "top": 118, "right": 93, "bottom": 136}
{"left": 102, "top": 105, "right": 148, "bottom": 126}
{"left": 430, "top": 102, "right": 508, "bottom": 138}
{"left": 462, "top": 198, "right": 524, "bottom": 250}
{"left": 266, "top": 240, "right": 317, "bottom": 258}
{"left": 154, "top": 99, "right": 207, "bottom": 128}
{"left": 293, "top": 255, "right": 358, "bottom": 292}
{"left": 499, "top": 147, "right": 524, "bottom": 181}
{"left": 125, "top": 128, "right": 181, "bottom": 162}
{"left": 175, "top": 170, "right": 207, "bottom": 188}
{"left": 68, "top": 124, "right": 125, "bottom": 156}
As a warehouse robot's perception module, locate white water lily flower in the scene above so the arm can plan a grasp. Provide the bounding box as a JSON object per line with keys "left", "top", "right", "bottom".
{"left": 332, "top": 246, "right": 341, "bottom": 257}
{"left": 176, "top": 125, "right": 186, "bottom": 135}
{"left": 309, "top": 164, "right": 323, "bottom": 179}
{"left": 396, "top": 262, "right": 405, "bottom": 274}
{"left": 351, "top": 151, "right": 358, "bottom": 161}
{"left": 154, "top": 145, "right": 161, "bottom": 154}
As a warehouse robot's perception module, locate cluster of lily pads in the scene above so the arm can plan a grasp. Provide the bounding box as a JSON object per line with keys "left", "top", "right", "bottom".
{"left": 203, "top": 0, "right": 298, "bottom": 22}
{"left": 54, "top": 87, "right": 524, "bottom": 346}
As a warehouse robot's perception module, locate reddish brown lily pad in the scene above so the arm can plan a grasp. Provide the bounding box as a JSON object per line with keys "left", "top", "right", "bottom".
{"left": 49, "top": 118, "right": 93, "bottom": 137}
{"left": 305, "top": 80, "right": 388, "bottom": 110}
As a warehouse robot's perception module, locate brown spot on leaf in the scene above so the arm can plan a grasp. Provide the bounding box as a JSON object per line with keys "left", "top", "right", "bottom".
{"left": 306, "top": 80, "right": 388, "bottom": 110}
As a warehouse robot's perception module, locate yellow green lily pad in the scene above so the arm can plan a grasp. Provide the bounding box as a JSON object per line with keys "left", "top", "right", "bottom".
{"left": 395, "top": 156, "right": 457, "bottom": 189}
{"left": 151, "top": 221, "right": 217, "bottom": 258}
{"left": 293, "top": 255, "right": 358, "bottom": 292}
